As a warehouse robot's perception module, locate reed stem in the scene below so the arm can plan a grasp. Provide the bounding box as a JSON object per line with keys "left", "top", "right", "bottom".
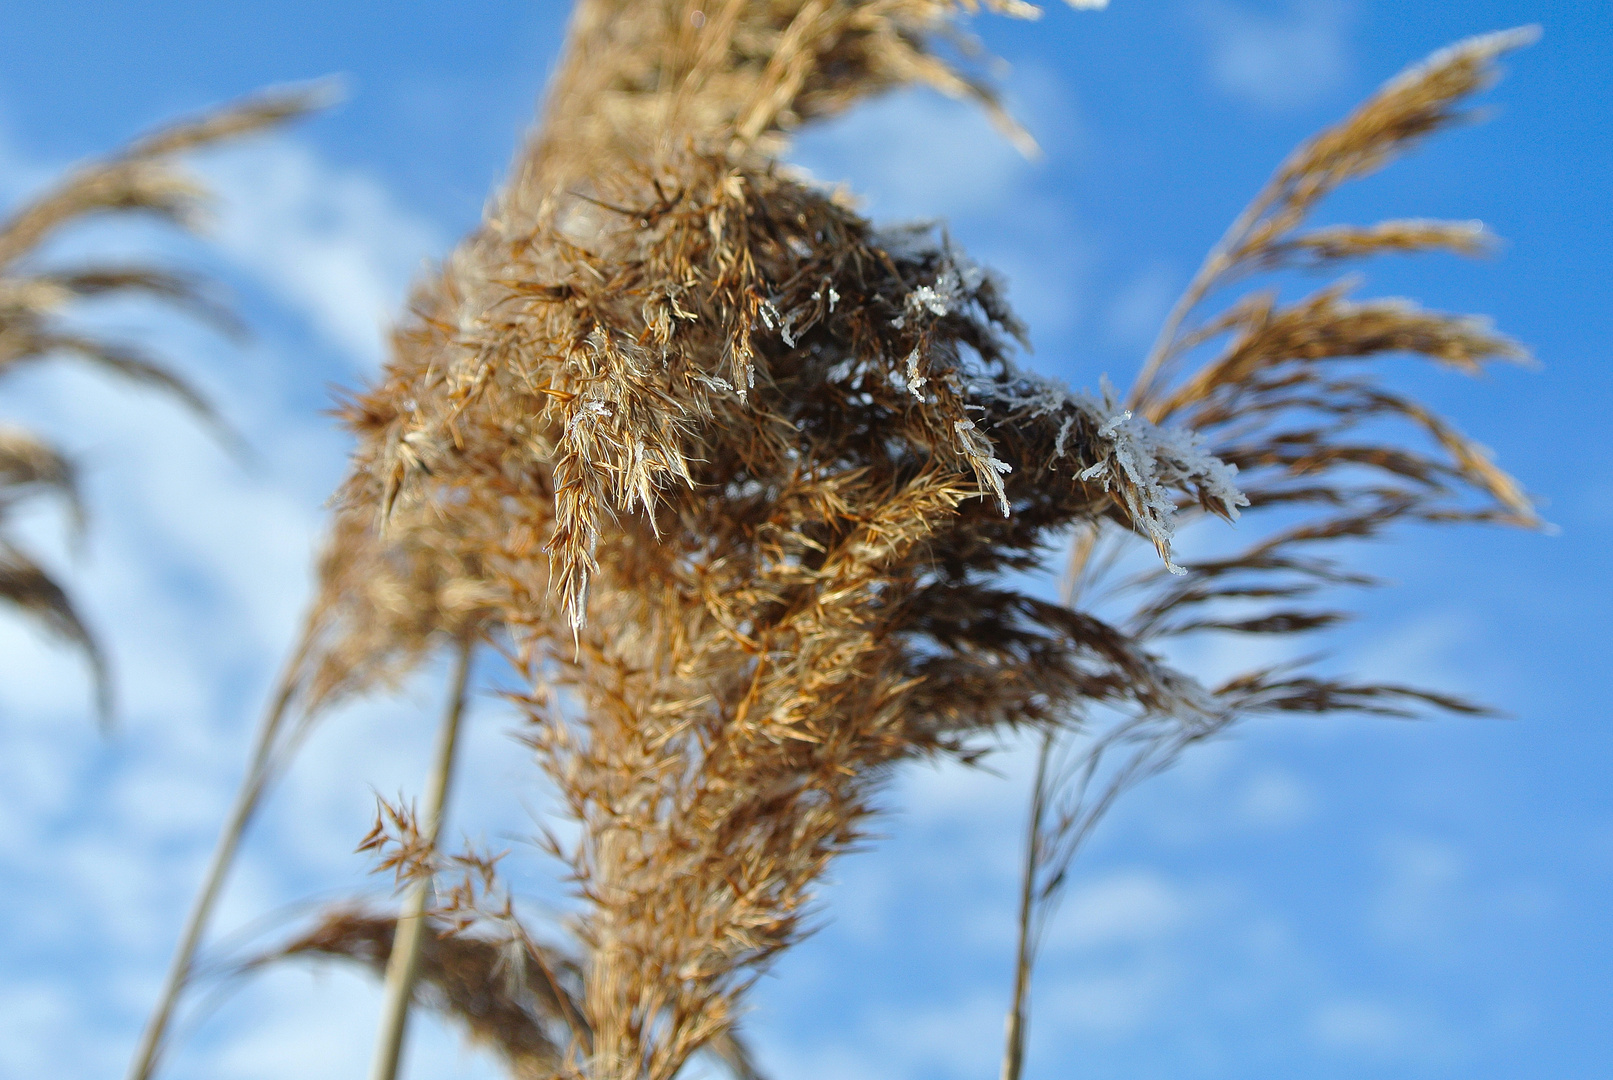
{"left": 368, "top": 635, "right": 475, "bottom": 1080}
{"left": 125, "top": 648, "right": 306, "bottom": 1080}
{"left": 1000, "top": 728, "right": 1053, "bottom": 1080}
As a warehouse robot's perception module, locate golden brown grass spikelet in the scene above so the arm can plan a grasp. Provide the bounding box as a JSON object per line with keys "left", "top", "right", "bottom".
{"left": 1132, "top": 25, "right": 1539, "bottom": 411}
{"left": 0, "top": 85, "right": 326, "bottom": 723}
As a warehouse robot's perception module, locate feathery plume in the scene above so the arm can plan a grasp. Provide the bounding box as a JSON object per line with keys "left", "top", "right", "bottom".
{"left": 0, "top": 84, "right": 328, "bottom": 723}
{"left": 1001, "top": 30, "right": 1540, "bottom": 1080}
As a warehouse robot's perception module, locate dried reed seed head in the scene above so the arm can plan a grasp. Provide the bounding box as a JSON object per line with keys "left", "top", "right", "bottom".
{"left": 269, "top": 906, "right": 769, "bottom": 1080}
{"left": 0, "top": 543, "right": 110, "bottom": 719}
{"left": 322, "top": 15, "right": 1537, "bottom": 1080}
{"left": 1130, "top": 27, "right": 1538, "bottom": 415}
{"left": 526, "top": 0, "right": 1064, "bottom": 174}
{"left": 292, "top": 503, "right": 504, "bottom": 717}
{"left": 1243, "top": 26, "right": 1538, "bottom": 258}
{"left": 0, "top": 425, "right": 81, "bottom": 522}
{"left": 335, "top": 123, "right": 1245, "bottom": 1080}
{"left": 0, "top": 86, "right": 326, "bottom": 722}
{"left": 273, "top": 909, "right": 583, "bottom": 1079}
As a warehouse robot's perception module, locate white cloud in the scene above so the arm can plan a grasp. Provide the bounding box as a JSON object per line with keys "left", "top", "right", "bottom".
{"left": 1105, "top": 263, "right": 1179, "bottom": 350}
{"left": 1057, "top": 871, "right": 1188, "bottom": 947}
{"left": 1309, "top": 997, "right": 1409, "bottom": 1051}
{"left": 197, "top": 138, "right": 445, "bottom": 371}
{"left": 1346, "top": 610, "right": 1481, "bottom": 696}
{"left": 1235, "top": 768, "right": 1317, "bottom": 831}
{"left": 1195, "top": 1, "right": 1352, "bottom": 112}
{"left": 1042, "top": 966, "right": 1175, "bottom": 1037}
{"left": 1308, "top": 997, "right": 1457, "bottom": 1062}
{"left": 0, "top": 120, "right": 531, "bottom": 1080}
{"left": 790, "top": 89, "right": 1033, "bottom": 222}
{"left": 1370, "top": 835, "right": 1465, "bottom": 949}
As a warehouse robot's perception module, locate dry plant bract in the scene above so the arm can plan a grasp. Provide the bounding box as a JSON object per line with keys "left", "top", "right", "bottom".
{"left": 260, "top": 906, "right": 765, "bottom": 1080}
{"left": 0, "top": 85, "right": 327, "bottom": 723}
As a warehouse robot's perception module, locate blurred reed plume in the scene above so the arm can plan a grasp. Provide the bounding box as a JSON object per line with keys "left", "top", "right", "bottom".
{"left": 261, "top": 907, "right": 764, "bottom": 1080}
{"left": 1000, "top": 27, "right": 1540, "bottom": 1079}
{"left": 113, "top": 5, "right": 1537, "bottom": 1080}
{"left": 0, "top": 87, "right": 327, "bottom": 721}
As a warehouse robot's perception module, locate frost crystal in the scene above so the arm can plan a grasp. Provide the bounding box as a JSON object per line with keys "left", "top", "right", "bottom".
{"left": 862, "top": 221, "right": 1242, "bottom": 571}
{"left": 904, "top": 348, "right": 928, "bottom": 400}
{"left": 874, "top": 223, "right": 992, "bottom": 331}
{"left": 980, "top": 368, "right": 1248, "bottom": 572}
{"left": 892, "top": 255, "right": 986, "bottom": 328}
{"left": 954, "top": 419, "right": 1014, "bottom": 515}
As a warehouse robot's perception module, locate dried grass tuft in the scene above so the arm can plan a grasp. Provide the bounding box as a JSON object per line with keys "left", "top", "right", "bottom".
{"left": 0, "top": 84, "right": 328, "bottom": 723}
{"left": 1001, "top": 29, "right": 1540, "bottom": 1080}
{"left": 268, "top": 907, "right": 766, "bottom": 1080}
{"left": 272, "top": 908, "right": 584, "bottom": 1080}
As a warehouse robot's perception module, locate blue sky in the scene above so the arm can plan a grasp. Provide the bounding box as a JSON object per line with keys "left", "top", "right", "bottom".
{"left": 0, "top": 2, "right": 1608, "bottom": 1079}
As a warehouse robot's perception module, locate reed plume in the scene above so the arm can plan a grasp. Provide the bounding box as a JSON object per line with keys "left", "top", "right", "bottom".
{"left": 311, "top": 3, "right": 1315, "bottom": 1078}
{"left": 0, "top": 87, "right": 323, "bottom": 722}
{"left": 134, "top": 9, "right": 1535, "bottom": 1080}
{"left": 1000, "top": 28, "right": 1540, "bottom": 1080}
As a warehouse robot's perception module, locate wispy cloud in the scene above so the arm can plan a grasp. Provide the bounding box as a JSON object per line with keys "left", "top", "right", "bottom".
{"left": 1105, "top": 263, "right": 1180, "bottom": 350}
{"left": 1193, "top": 1, "right": 1353, "bottom": 112}
{"left": 0, "top": 124, "right": 518, "bottom": 1079}
{"left": 197, "top": 138, "right": 444, "bottom": 371}
{"left": 1308, "top": 996, "right": 1459, "bottom": 1062}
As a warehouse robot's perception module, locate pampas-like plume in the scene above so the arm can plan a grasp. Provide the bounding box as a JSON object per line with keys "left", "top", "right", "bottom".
{"left": 0, "top": 85, "right": 328, "bottom": 723}
{"left": 216, "top": 11, "right": 1531, "bottom": 1080}
{"left": 315, "top": 3, "right": 1250, "bottom": 1079}
{"left": 1001, "top": 29, "right": 1540, "bottom": 1080}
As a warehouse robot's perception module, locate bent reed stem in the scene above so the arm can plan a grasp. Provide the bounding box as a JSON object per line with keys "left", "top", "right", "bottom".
{"left": 1000, "top": 727, "right": 1054, "bottom": 1080}
{"left": 369, "top": 635, "right": 476, "bottom": 1080}
{"left": 125, "top": 643, "right": 308, "bottom": 1080}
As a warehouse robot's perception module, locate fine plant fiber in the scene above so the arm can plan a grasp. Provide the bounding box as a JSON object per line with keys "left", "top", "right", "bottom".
{"left": 0, "top": 83, "right": 329, "bottom": 725}
{"left": 131, "top": 8, "right": 1537, "bottom": 1080}
{"left": 1000, "top": 28, "right": 1541, "bottom": 1080}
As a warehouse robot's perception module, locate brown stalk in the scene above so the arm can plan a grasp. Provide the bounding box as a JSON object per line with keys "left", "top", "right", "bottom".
{"left": 125, "top": 647, "right": 306, "bottom": 1080}
{"left": 369, "top": 635, "right": 477, "bottom": 1080}
{"left": 1000, "top": 726, "right": 1052, "bottom": 1080}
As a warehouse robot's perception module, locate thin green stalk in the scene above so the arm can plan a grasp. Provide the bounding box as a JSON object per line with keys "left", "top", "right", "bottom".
{"left": 368, "top": 636, "right": 475, "bottom": 1080}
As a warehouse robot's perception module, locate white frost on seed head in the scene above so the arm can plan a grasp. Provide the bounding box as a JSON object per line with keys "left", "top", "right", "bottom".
{"left": 953, "top": 419, "right": 1015, "bottom": 515}
{"left": 905, "top": 348, "right": 928, "bottom": 400}
{"left": 981, "top": 369, "right": 1248, "bottom": 572}
{"left": 875, "top": 223, "right": 988, "bottom": 331}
